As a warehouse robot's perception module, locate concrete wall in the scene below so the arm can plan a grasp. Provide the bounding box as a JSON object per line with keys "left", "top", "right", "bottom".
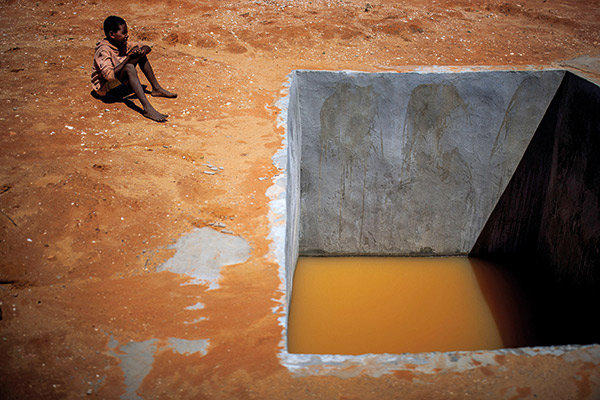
{"left": 287, "top": 70, "right": 564, "bottom": 258}
{"left": 285, "top": 75, "right": 301, "bottom": 305}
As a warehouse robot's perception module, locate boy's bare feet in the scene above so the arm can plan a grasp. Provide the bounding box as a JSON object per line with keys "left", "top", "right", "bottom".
{"left": 151, "top": 87, "right": 178, "bottom": 98}
{"left": 143, "top": 106, "right": 168, "bottom": 122}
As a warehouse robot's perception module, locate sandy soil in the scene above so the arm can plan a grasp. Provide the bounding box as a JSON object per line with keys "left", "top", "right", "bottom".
{"left": 1, "top": 0, "right": 599, "bottom": 398}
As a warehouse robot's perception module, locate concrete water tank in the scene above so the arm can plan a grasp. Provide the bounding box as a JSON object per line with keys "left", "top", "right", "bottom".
{"left": 279, "top": 69, "right": 600, "bottom": 373}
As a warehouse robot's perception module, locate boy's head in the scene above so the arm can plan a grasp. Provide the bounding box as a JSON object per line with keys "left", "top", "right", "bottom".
{"left": 104, "top": 15, "right": 127, "bottom": 47}
{"left": 103, "top": 15, "right": 126, "bottom": 41}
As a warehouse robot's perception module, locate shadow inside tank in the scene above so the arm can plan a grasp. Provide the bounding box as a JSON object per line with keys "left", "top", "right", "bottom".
{"left": 471, "top": 72, "right": 600, "bottom": 347}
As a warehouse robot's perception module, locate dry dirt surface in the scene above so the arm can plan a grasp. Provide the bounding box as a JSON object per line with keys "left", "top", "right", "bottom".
{"left": 1, "top": 0, "right": 600, "bottom": 399}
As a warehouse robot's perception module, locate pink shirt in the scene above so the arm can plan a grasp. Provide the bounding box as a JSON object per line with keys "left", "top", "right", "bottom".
{"left": 91, "top": 39, "right": 138, "bottom": 96}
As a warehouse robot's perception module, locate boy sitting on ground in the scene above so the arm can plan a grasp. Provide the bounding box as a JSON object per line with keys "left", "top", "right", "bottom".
{"left": 91, "top": 16, "right": 177, "bottom": 122}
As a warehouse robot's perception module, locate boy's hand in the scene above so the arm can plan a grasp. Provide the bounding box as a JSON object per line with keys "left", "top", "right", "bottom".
{"left": 127, "top": 46, "right": 144, "bottom": 57}
{"left": 127, "top": 45, "right": 151, "bottom": 58}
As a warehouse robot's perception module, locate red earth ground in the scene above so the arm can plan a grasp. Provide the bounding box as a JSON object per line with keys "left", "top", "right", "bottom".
{"left": 1, "top": 0, "right": 599, "bottom": 398}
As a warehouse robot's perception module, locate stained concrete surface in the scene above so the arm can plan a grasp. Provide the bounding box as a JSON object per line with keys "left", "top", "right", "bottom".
{"left": 166, "top": 338, "right": 210, "bottom": 356}
{"left": 561, "top": 55, "right": 600, "bottom": 74}
{"left": 559, "top": 55, "right": 600, "bottom": 85}
{"left": 108, "top": 336, "right": 209, "bottom": 400}
{"left": 288, "top": 70, "right": 564, "bottom": 258}
{"left": 279, "top": 345, "right": 600, "bottom": 378}
{"left": 99, "top": 227, "right": 247, "bottom": 398}
{"left": 157, "top": 227, "right": 252, "bottom": 289}
{"left": 108, "top": 338, "right": 158, "bottom": 400}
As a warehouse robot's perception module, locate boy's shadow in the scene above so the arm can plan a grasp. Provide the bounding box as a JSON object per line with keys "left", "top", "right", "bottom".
{"left": 90, "top": 84, "right": 153, "bottom": 116}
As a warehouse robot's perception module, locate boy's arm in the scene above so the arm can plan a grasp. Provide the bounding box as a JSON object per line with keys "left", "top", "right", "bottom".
{"left": 113, "top": 54, "right": 133, "bottom": 77}
{"left": 96, "top": 48, "right": 118, "bottom": 81}
{"left": 113, "top": 45, "right": 151, "bottom": 76}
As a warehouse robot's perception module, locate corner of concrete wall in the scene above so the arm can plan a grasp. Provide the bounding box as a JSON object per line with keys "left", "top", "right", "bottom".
{"left": 470, "top": 73, "right": 567, "bottom": 260}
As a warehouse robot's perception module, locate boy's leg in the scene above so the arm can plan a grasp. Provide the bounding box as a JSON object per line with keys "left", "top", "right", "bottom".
{"left": 119, "top": 63, "right": 168, "bottom": 122}
{"left": 138, "top": 56, "right": 177, "bottom": 98}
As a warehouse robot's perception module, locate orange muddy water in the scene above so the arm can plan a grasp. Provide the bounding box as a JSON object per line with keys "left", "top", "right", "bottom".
{"left": 288, "top": 256, "right": 534, "bottom": 355}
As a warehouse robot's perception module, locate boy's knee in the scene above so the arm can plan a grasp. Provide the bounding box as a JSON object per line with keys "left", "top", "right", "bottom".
{"left": 121, "top": 63, "right": 139, "bottom": 80}
{"left": 123, "top": 63, "right": 137, "bottom": 73}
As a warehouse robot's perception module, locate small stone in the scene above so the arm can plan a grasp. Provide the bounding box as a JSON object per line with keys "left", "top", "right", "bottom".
{"left": 209, "top": 166, "right": 218, "bottom": 171}
{"left": 203, "top": 171, "right": 216, "bottom": 175}
{"left": 86, "top": 389, "right": 93, "bottom": 395}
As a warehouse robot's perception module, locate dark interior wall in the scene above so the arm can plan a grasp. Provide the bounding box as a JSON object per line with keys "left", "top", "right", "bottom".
{"left": 471, "top": 72, "right": 600, "bottom": 287}
{"left": 471, "top": 72, "right": 600, "bottom": 345}
{"left": 538, "top": 73, "right": 600, "bottom": 287}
